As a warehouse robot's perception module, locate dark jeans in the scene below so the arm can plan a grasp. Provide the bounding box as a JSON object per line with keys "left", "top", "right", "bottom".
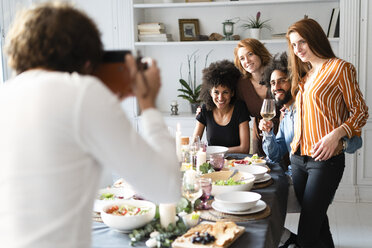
{"left": 290, "top": 152, "right": 345, "bottom": 248}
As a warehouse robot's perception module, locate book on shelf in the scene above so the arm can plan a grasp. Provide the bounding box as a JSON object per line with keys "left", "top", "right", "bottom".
{"left": 327, "top": 7, "right": 340, "bottom": 38}
{"left": 138, "top": 33, "right": 173, "bottom": 42}
{"left": 137, "top": 22, "right": 165, "bottom": 30}
{"left": 139, "top": 29, "right": 165, "bottom": 35}
{"left": 139, "top": 33, "right": 171, "bottom": 38}
{"left": 138, "top": 38, "right": 173, "bottom": 42}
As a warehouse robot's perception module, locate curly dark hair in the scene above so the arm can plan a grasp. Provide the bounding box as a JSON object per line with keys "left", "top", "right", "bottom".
{"left": 261, "top": 52, "right": 289, "bottom": 88}
{"left": 5, "top": 2, "right": 103, "bottom": 74}
{"left": 199, "top": 60, "right": 241, "bottom": 111}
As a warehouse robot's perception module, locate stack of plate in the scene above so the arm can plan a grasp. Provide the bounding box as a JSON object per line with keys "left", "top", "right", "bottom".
{"left": 212, "top": 191, "right": 266, "bottom": 215}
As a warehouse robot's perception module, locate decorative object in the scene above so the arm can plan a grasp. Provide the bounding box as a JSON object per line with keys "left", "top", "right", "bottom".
{"left": 170, "top": 100, "right": 179, "bottom": 115}
{"left": 178, "top": 19, "right": 200, "bottom": 41}
{"left": 222, "top": 17, "right": 239, "bottom": 40}
{"left": 223, "top": 19, "right": 234, "bottom": 40}
{"left": 159, "top": 203, "right": 176, "bottom": 228}
{"left": 240, "top": 11, "right": 271, "bottom": 40}
{"left": 250, "top": 28, "right": 260, "bottom": 39}
{"left": 177, "top": 50, "right": 213, "bottom": 113}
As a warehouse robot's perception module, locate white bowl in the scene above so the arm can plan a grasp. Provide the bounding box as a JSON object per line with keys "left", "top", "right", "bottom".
{"left": 231, "top": 165, "right": 268, "bottom": 180}
{"left": 206, "top": 146, "right": 228, "bottom": 159}
{"left": 252, "top": 159, "right": 267, "bottom": 167}
{"left": 94, "top": 187, "right": 135, "bottom": 213}
{"left": 101, "top": 199, "right": 156, "bottom": 233}
{"left": 202, "top": 171, "right": 255, "bottom": 196}
{"left": 214, "top": 191, "right": 261, "bottom": 211}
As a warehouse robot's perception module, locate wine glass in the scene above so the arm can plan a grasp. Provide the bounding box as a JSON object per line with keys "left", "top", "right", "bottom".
{"left": 182, "top": 171, "right": 202, "bottom": 212}
{"left": 260, "top": 99, "right": 276, "bottom": 137}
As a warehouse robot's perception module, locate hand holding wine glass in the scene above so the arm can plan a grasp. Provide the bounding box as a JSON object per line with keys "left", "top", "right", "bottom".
{"left": 260, "top": 99, "right": 276, "bottom": 137}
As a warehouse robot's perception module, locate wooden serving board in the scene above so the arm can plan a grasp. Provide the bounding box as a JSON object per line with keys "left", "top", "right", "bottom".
{"left": 172, "top": 221, "right": 245, "bottom": 248}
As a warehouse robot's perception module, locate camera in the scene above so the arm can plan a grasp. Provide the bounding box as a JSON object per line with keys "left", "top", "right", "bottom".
{"left": 92, "top": 50, "right": 150, "bottom": 98}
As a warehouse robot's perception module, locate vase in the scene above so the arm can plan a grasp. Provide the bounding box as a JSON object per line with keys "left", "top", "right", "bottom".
{"left": 190, "top": 103, "right": 199, "bottom": 114}
{"left": 250, "top": 28, "right": 261, "bottom": 40}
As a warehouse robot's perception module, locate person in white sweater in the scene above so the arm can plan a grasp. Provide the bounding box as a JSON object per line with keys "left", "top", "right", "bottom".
{"left": 0, "top": 2, "right": 180, "bottom": 248}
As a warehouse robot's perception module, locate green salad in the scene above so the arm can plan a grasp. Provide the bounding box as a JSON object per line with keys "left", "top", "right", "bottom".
{"left": 100, "top": 193, "right": 115, "bottom": 200}
{"left": 214, "top": 178, "right": 246, "bottom": 186}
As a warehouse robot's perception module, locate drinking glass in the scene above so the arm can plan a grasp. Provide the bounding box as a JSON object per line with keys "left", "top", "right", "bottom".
{"left": 182, "top": 171, "right": 202, "bottom": 212}
{"left": 199, "top": 140, "right": 207, "bottom": 152}
{"left": 197, "top": 177, "right": 212, "bottom": 210}
{"left": 209, "top": 153, "right": 225, "bottom": 171}
{"left": 260, "top": 99, "right": 276, "bottom": 137}
{"left": 190, "top": 136, "right": 201, "bottom": 169}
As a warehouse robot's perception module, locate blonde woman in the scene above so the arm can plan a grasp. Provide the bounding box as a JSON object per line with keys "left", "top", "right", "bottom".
{"left": 233, "top": 38, "right": 280, "bottom": 156}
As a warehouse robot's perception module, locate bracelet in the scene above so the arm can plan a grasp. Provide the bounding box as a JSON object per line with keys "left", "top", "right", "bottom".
{"left": 342, "top": 139, "right": 347, "bottom": 152}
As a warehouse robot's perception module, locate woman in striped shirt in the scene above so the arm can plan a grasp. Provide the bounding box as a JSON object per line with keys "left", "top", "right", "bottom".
{"left": 286, "top": 18, "right": 369, "bottom": 248}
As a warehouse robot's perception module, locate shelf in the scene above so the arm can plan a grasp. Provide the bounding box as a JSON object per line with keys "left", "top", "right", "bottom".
{"left": 134, "top": 38, "right": 339, "bottom": 46}
{"left": 134, "top": 0, "right": 338, "bottom": 9}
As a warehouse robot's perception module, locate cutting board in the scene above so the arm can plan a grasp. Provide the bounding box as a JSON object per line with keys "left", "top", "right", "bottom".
{"left": 172, "top": 221, "right": 245, "bottom": 248}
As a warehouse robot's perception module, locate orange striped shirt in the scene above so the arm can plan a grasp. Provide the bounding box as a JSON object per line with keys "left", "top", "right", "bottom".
{"left": 291, "top": 58, "right": 369, "bottom": 156}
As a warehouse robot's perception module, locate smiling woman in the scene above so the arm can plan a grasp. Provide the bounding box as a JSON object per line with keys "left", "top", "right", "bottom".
{"left": 233, "top": 38, "right": 280, "bottom": 156}
{"left": 193, "top": 59, "right": 251, "bottom": 154}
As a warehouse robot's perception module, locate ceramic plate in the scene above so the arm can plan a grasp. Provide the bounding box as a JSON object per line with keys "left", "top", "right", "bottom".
{"left": 206, "top": 146, "right": 228, "bottom": 155}
{"left": 212, "top": 200, "right": 267, "bottom": 215}
{"left": 254, "top": 173, "right": 271, "bottom": 183}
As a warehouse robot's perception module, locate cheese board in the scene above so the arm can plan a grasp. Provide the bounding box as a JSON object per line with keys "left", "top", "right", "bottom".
{"left": 172, "top": 221, "right": 245, "bottom": 248}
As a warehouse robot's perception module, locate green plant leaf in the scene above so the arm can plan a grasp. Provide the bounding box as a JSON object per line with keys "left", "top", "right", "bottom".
{"left": 177, "top": 94, "right": 193, "bottom": 101}
{"left": 179, "top": 79, "right": 193, "bottom": 92}
{"left": 177, "top": 89, "right": 193, "bottom": 95}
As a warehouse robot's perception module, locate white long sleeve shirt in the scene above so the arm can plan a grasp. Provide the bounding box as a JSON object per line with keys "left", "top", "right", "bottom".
{"left": 0, "top": 69, "right": 181, "bottom": 248}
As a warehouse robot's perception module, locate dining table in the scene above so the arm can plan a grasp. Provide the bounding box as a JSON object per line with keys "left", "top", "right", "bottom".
{"left": 91, "top": 154, "right": 289, "bottom": 248}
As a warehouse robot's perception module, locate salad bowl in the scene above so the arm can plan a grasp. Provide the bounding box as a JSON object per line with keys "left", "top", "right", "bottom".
{"left": 100, "top": 199, "right": 156, "bottom": 233}
{"left": 201, "top": 171, "right": 255, "bottom": 196}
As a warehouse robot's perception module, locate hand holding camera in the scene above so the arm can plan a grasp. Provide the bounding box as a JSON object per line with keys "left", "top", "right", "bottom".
{"left": 93, "top": 50, "right": 161, "bottom": 111}
{"left": 126, "top": 53, "right": 160, "bottom": 111}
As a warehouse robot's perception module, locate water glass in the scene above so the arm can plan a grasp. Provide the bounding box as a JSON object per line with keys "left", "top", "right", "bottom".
{"left": 197, "top": 177, "right": 212, "bottom": 210}
{"left": 199, "top": 141, "right": 207, "bottom": 152}
{"left": 209, "top": 153, "right": 225, "bottom": 171}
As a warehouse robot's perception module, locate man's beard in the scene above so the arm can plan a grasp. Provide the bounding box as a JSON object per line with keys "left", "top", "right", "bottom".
{"left": 272, "top": 90, "right": 292, "bottom": 107}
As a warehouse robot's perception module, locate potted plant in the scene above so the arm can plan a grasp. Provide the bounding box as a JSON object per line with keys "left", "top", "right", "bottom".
{"left": 178, "top": 50, "right": 213, "bottom": 113}
{"left": 240, "top": 11, "right": 271, "bottom": 39}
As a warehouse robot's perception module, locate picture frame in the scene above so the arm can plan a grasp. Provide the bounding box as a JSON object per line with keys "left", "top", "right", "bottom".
{"left": 178, "top": 19, "right": 200, "bottom": 41}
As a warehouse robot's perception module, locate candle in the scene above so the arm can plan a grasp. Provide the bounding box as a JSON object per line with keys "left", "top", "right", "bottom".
{"left": 171, "top": 100, "right": 178, "bottom": 106}
{"left": 196, "top": 149, "right": 207, "bottom": 172}
{"left": 159, "top": 203, "right": 176, "bottom": 228}
{"left": 175, "top": 123, "right": 182, "bottom": 162}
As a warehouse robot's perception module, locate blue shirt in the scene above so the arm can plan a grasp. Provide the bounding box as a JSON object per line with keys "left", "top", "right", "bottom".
{"left": 262, "top": 104, "right": 363, "bottom": 164}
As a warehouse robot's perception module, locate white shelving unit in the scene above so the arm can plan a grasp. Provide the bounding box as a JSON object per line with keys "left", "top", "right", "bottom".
{"left": 131, "top": 0, "right": 340, "bottom": 114}
{"left": 133, "top": 0, "right": 338, "bottom": 9}
{"left": 134, "top": 38, "right": 339, "bottom": 47}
